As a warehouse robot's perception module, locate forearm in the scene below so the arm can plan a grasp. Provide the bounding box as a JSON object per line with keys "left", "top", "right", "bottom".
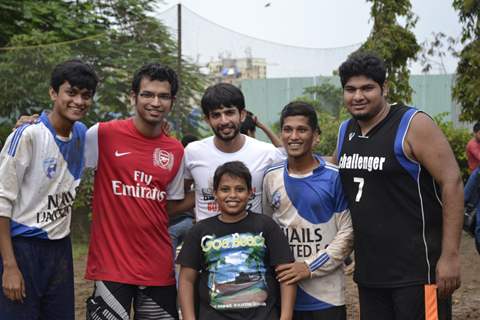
{"left": 179, "top": 268, "right": 197, "bottom": 320}
{"left": 306, "top": 211, "right": 353, "bottom": 277}
{"left": 279, "top": 282, "right": 296, "bottom": 320}
{"left": 0, "top": 217, "right": 17, "bottom": 268}
{"left": 167, "top": 191, "right": 195, "bottom": 216}
{"left": 440, "top": 176, "right": 464, "bottom": 256}
{"left": 257, "top": 123, "right": 282, "bottom": 147}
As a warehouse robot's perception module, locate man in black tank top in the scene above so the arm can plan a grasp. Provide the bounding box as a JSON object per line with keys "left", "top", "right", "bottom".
{"left": 334, "top": 52, "right": 463, "bottom": 319}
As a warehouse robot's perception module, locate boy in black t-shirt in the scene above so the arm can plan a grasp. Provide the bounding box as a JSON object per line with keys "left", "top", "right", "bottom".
{"left": 177, "top": 161, "right": 296, "bottom": 320}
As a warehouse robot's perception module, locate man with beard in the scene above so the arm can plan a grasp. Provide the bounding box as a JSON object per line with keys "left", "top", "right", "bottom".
{"left": 334, "top": 52, "right": 463, "bottom": 319}
{"left": 184, "top": 83, "right": 284, "bottom": 221}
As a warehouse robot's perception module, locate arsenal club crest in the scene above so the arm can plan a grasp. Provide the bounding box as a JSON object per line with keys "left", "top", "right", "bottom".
{"left": 153, "top": 148, "right": 174, "bottom": 170}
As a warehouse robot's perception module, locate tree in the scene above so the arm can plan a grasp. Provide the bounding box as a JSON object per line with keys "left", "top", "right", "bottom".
{"left": 0, "top": 0, "right": 206, "bottom": 135}
{"left": 360, "top": 0, "right": 420, "bottom": 103}
{"left": 452, "top": 0, "right": 480, "bottom": 122}
{"left": 301, "top": 83, "right": 343, "bottom": 119}
{"left": 418, "top": 32, "right": 459, "bottom": 74}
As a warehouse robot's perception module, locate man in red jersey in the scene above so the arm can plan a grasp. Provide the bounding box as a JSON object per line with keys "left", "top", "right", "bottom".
{"left": 84, "top": 63, "right": 185, "bottom": 319}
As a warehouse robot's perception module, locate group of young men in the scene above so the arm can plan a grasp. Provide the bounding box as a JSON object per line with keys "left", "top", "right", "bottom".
{"left": 0, "top": 51, "right": 463, "bottom": 320}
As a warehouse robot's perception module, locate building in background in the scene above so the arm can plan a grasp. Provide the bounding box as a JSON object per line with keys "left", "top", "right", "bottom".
{"left": 207, "top": 54, "right": 267, "bottom": 84}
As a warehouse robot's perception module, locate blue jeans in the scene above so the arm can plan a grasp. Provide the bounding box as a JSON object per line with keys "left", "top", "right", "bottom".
{"left": 464, "top": 167, "right": 480, "bottom": 249}
{"left": 168, "top": 215, "right": 194, "bottom": 280}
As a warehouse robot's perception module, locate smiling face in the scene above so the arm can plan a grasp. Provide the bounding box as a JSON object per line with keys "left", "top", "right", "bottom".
{"left": 214, "top": 173, "right": 251, "bottom": 218}
{"left": 132, "top": 77, "right": 173, "bottom": 127}
{"left": 343, "top": 75, "right": 387, "bottom": 122}
{"left": 205, "top": 106, "right": 246, "bottom": 142}
{"left": 281, "top": 115, "right": 318, "bottom": 159}
{"left": 49, "top": 81, "right": 93, "bottom": 123}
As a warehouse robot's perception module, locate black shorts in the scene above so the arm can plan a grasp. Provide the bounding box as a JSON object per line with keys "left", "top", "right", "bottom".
{"left": 87, "top": 280, "right": 178, "bottom": 320}
{"left": 0, "top": 236, "right": 74, "bottom": 320}
{"left": 293, "top": 305, "right": 346, "bottom": 320}
{"left": 358, "top": 285, "right": 451, "bottom": 320}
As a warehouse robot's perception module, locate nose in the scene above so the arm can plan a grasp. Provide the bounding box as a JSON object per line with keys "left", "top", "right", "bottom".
{"left": 290, "top": 129, "right": 300, "bottom": 140}
{"left": 220, "top": 113, "right": 229, "bottom": 123}
{"left": 73, "top": 94, "right": 84, "bottom": 105}
{"left": 151, "top": 96, "right": 162, "bottom": 106}
{"left": 353, "top": 89, "right": 364, "bottom": 101}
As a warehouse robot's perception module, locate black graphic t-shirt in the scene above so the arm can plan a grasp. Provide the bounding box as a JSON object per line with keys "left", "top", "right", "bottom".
{"left": 177, "top": 213, "right": 293, "bottom": 320}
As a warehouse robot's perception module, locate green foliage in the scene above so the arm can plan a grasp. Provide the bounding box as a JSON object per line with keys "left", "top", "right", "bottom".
{"left": 0, "top": 0, "right": 206, "bottom": 134}
{"left": 452, "top": 0, "right": 480, "bottom": 122}
{"left": 433, "top": 112, "right": 471, "bottom": 180}
{"left": 361, "top": 0, "right": 420, "bottom": 103}
{"left": 314, "top": 109, "right": 350, "bottom": 157}
{"left": 299, "top": 83, "right": 343, "bottom": 118}
{"left": 0, "top": 0, "right": 207, "bottom": 215}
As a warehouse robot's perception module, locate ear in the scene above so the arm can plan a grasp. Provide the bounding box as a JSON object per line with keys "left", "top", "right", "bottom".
{"left": 129, "top": 91, "right": 137, "bottom": 106}
{"left": 313, "top": 130, "right": 320, "bottom": 147}
{"left": 240, "top": 109, "right": 247, "bottom": 122}
{"left": 203, "top": 114, "right": 211, "bottom": 127}
{"left": 382, "top": 81, "right": 389, "bottom": 97}
{"left": 49, "top": 87, "right": 58, "bottom": 101}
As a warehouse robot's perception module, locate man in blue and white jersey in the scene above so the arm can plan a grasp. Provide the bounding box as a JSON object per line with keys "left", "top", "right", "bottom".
{"left": 0, "top": 60, "right": 98, "bottom": 320}
{"left": 262, "top": 101, "right": 353, "bottom": 320}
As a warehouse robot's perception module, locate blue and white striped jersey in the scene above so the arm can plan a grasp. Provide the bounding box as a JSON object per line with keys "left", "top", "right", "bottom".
{"left": 0, "top": 111, "right": 86, "bottom": 239}
{"left": 262, "top": 156, "right": 353, "bottom": 311}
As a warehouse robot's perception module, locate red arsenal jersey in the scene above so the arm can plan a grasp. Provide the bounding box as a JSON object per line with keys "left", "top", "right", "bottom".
{"left": 85, "top": 118, "right": 184, "bottom": 286}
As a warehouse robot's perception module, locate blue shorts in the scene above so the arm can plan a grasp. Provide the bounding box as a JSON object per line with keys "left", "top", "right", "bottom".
{"left": 0, "top": 236, "right": 74, "bottom": 320}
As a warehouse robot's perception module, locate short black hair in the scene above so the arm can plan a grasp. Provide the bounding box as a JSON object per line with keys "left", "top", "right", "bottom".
{"left": 50, "top": 59, "right": 98, "bottom": 94}
{"left": 240, "top": 111, "right": 256, "bottom": 134}
{"left": 201, "top": 83, "right": 245, "bottom": 117}
{"left": 474, "top": 122, "right": 480, "bottom": 133}
{"left": 280, "top": 101, "right": 321, "bottom": 134}
{"left": 213, "top": 161, "right": 252, "bottom": 192}
{"left": 181, "top": 134, "right": 198, "bottom": 147}
{"left": 339, "top": 51, "right": 386, "bottom": 88}
{"left": 131, "top": 63, "right": 178, "bottom": 96}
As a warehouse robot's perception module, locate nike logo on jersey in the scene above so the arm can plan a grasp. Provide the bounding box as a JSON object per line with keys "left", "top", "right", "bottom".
{"left": 115, "top": 151, "right": 131, "bottom": 157}
{"left": 348, "top": 132, "right": 355, "bottom": 141}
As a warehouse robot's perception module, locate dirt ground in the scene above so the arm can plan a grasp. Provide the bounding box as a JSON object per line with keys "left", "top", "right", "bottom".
{"left": 73, "top": 232, "right": 480, "bottom": 319}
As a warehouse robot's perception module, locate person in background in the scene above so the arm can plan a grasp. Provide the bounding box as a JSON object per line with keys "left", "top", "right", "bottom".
{"left": 240, "top": 110, "right": 282, "bottom": 147}
{"left": 168, "top": 134, "right": 198, "bottom": 269}
{"left": 466, "top": 122, "right": 480, "bottom": 173}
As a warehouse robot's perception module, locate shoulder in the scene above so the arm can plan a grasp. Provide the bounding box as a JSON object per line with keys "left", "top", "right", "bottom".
{"left": 245, "top": 136, "right": 276, "bottom": 152}
{"left": 98, "top": 118, "right": 128, "bottom": 131}
{"left": 185, "top": 136, "right": 212, "bottom": 154}
{"left": 264, "top": 161, "right": 285, "bottom": 177}
{"left": 250, "top": 213, "right": 275, "bottom": 226}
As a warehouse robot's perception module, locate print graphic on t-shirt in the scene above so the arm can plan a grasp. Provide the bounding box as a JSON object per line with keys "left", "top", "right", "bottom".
{"left": 201, "top": 232, "right": 268, "bottom": 309}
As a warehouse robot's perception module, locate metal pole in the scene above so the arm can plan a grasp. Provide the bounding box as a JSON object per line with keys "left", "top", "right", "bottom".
{"left": 177, "top": 3, "right": 182, "bottom": 82}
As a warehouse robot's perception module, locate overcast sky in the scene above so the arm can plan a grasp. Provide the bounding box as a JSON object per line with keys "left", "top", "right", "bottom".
{"left": 154, "top": 0, "right": 463, "bottom": 75}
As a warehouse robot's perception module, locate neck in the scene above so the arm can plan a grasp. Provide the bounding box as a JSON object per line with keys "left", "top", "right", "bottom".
{"left": 48, "top": 112, "right": 73, "bottom": 138}
{"left": 133, "top": 116, "right": 163, "bottom": 138}
{"left": 214, "top": 134, "right": 245, "bottom": 153}
{"left": 287, "top": 153, "right": 318, "bottom": 175}
{"left": 358, "top": 102, "right": 390, "bottom": 135}
{"left": 219, "top": 211, "right": 248, "bottom": 223}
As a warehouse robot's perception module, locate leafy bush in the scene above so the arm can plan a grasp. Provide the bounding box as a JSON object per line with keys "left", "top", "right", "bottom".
{"left": 433, "top": 112, "right": 471, "bottom": 180}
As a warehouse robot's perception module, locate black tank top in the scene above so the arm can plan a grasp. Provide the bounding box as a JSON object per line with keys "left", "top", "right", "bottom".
{"left": 337, "top": 104, "right": 442, "bottom": 287}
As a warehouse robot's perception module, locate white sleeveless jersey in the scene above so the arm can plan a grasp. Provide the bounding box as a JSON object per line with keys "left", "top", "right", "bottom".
{"left": 0, "top": 112, "right": 86, "bottom": 240}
